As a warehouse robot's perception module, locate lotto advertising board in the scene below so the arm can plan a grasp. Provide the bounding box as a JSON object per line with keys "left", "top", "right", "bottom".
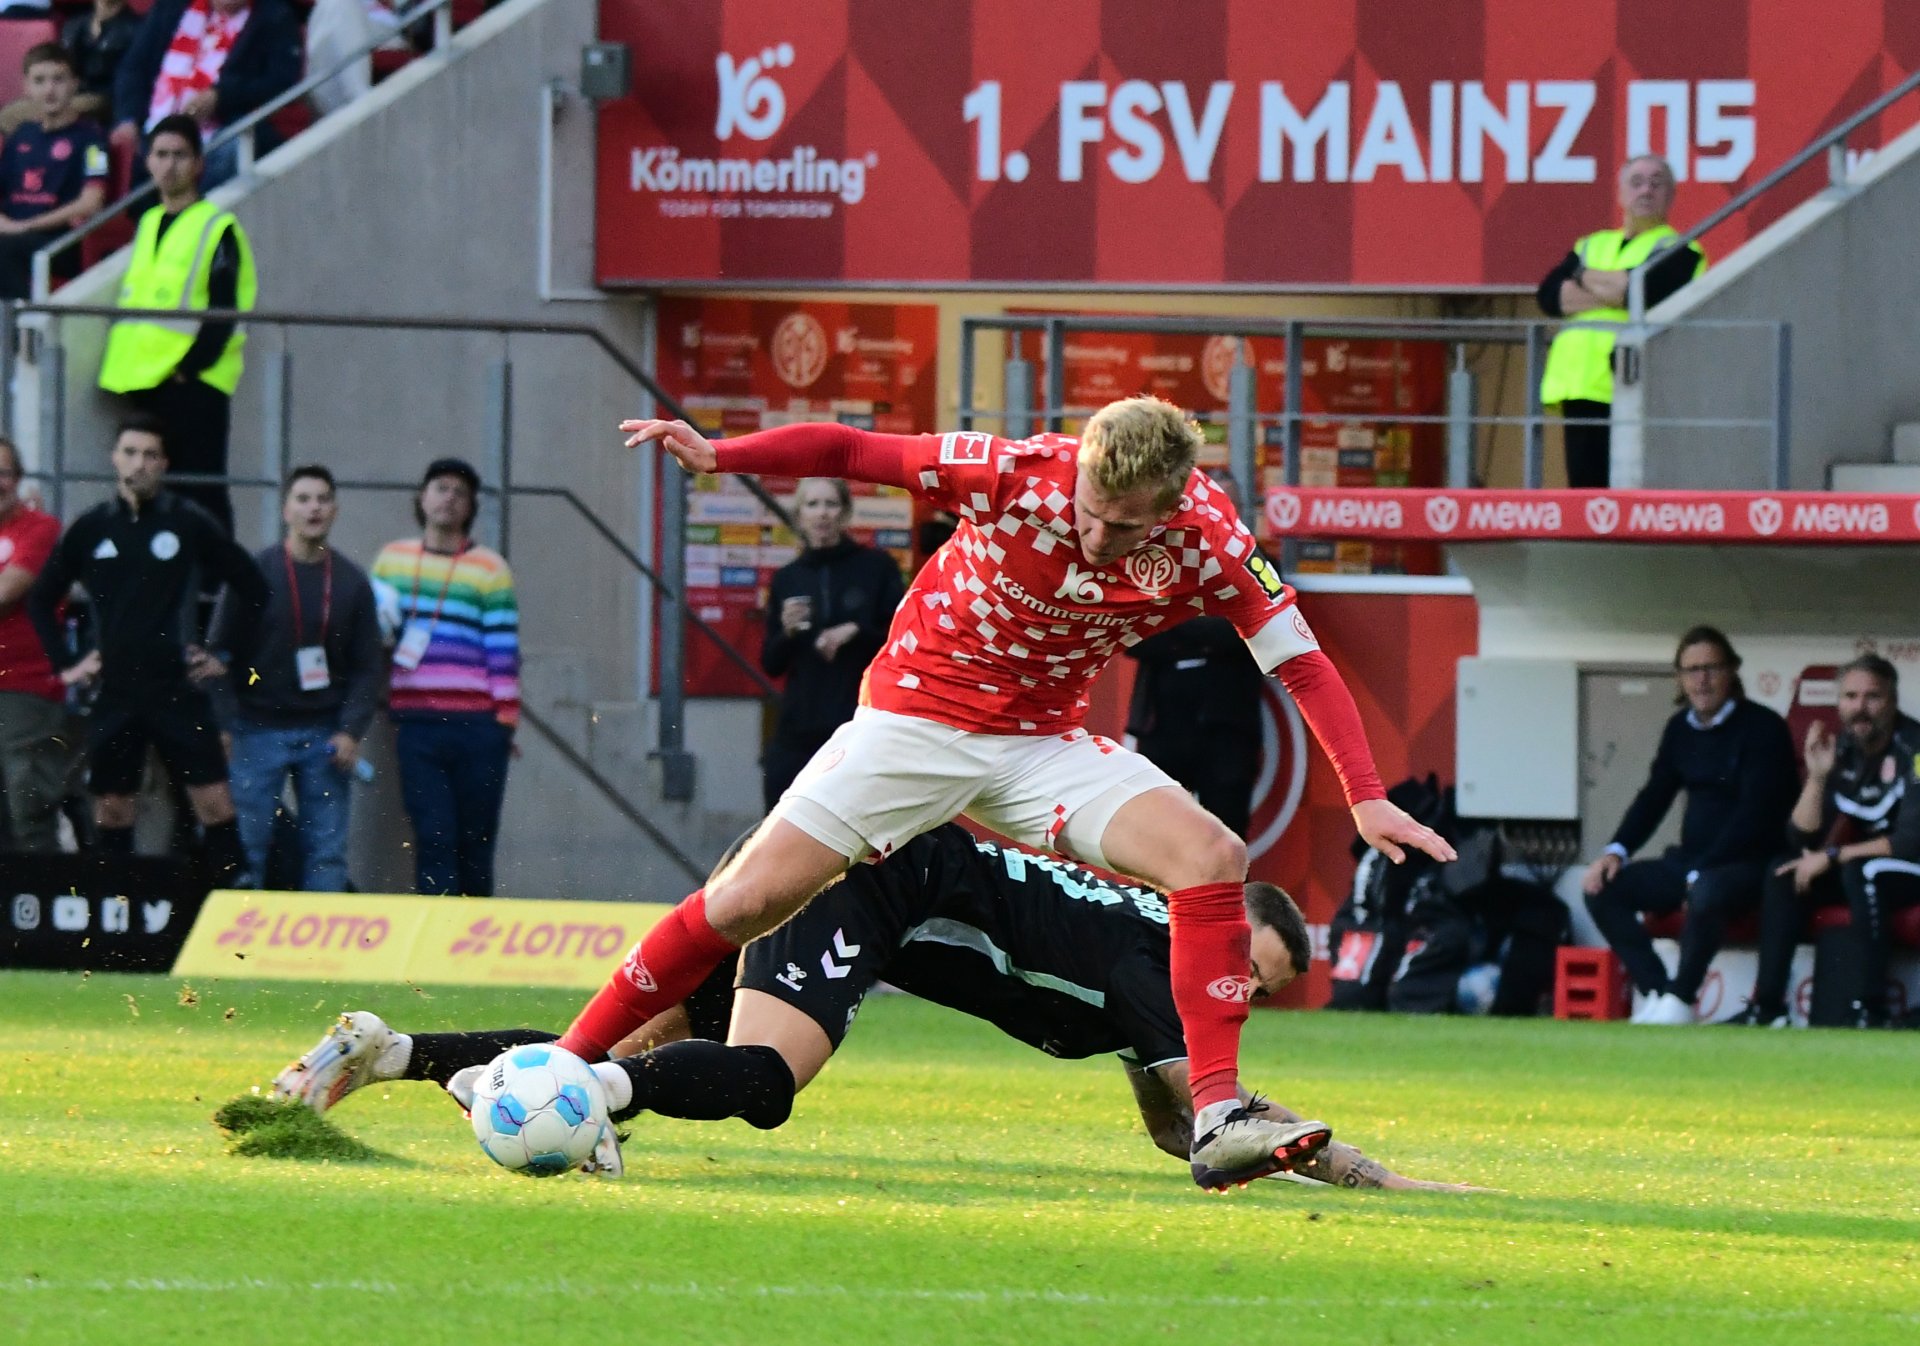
{"left": 654, "top": 296, "right": 936, "bottom": 696}
{"left": 597, "top": 0, "right": 1919, "bottom": 289}
{"left": 1028, "top": 324, "right": 1446, "bottom": 572}
{"left": 172, "top": 891, "right": 673, "bottom": 990}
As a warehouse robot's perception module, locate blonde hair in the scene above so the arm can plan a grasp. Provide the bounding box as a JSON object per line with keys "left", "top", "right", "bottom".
{"left": 1078, "top": 396, "right": 1202, "bottom": 508}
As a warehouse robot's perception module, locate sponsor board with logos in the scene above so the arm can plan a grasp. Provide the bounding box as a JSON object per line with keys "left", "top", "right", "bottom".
{"left": 173, "top": 892, "right": 672, "bottom": 989}
{"left": 3, "top": 856, "right": 204, "bottom": 973}
{"left": 1265, "top": 489, "right": 1920, "bottom": 544}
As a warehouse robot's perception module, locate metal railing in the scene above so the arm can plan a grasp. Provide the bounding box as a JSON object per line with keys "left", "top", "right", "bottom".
{"left": 28, "top": 0, "right": 467, "bottom": 301}
{"left": 1627, "top": 68, "right": 1920, "bottom": 321}
{"left": 957, "top": 311, "right": 1789, "bottom": 497}
{"left": 7, "top": 300, "right": 788, "bottom": 834}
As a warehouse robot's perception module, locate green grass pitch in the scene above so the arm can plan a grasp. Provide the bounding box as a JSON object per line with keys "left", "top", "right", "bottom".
{"left": 1, "top": 970, "right": 1915, "bottom": 1345}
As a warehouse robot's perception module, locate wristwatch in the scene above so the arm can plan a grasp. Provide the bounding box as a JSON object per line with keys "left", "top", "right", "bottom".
{"left": 1824, "top": 844, "right": 1842, "bottom": 863}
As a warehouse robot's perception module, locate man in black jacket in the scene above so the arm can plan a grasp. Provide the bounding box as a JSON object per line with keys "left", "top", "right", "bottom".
{"left": 25, "top": 415, "right": 268, "bottom": 879}
{"left": 1579, "top": 626, "right": 1796, "bottom": 1024}
{"left": 111, "top": 0, "right": 302, "bottom": 191}
{"left": 1726, "top": 655, "right": 1920, "bottom": 1027}
{"left": 758, "top": 477, "right": 905, "bottom": 807}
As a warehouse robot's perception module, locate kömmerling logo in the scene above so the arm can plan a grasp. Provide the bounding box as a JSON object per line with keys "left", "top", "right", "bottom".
{"left": 632, "top": 41, "right": 876, "bottom": 210}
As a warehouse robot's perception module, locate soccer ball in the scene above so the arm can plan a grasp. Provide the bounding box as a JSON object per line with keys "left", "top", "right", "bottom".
{"left": 469, "top": 1044, "right": 609, "bottom": 1176}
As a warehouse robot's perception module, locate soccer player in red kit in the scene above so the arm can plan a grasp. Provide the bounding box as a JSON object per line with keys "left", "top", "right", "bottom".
{"left": 564, "top": 396, "right": 1453, "bottom": 1189}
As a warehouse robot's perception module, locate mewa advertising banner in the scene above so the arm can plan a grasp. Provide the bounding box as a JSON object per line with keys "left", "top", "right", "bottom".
{"left": 596, "top": 0, "right": 1919, "bottom": 289}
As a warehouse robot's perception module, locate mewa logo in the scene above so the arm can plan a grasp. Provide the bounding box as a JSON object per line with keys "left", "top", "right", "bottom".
{"left": 715, "top": 43, "right": 794, "bottom": 141}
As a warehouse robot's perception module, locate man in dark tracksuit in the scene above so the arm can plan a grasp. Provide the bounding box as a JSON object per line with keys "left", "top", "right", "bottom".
{"left": 758, "top": 478, "right": 905, "bottom": 807}
{"left": 1581, "top": 626, "right": 1796, "bottom": 1023}
{"left": 25, "top": 414, "right": 266, "bottom": 879}
{"left": 1729, "top": 654, "right": 1920, "bottom": 1027}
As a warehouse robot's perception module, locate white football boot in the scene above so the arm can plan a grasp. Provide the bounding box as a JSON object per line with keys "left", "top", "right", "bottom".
{"left": 1190, "top": 1109, "right": 1332, "bottom": 1190}
{"left": 1635, "top": 991, "right": 1696, "bottom": 1026}
{"left": 271, "top": 1011, "right": 407, "bottom": 1113}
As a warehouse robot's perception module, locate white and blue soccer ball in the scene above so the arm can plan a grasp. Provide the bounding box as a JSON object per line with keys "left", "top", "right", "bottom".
{"left": 469, "top": 1044, "right": 609, "bottom": 1176}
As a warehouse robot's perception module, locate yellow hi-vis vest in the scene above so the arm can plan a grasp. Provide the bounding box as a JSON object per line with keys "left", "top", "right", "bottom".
{"left": 98, "top": 200, "right": 257, "bottom": 397}
{"left": 1539, "top": 225, "right": 1706, "bottom": 407}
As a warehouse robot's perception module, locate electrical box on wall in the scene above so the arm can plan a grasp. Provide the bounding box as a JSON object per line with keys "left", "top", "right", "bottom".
{"left": 1456, "top": 657, "right": 1580, "bottom": 819}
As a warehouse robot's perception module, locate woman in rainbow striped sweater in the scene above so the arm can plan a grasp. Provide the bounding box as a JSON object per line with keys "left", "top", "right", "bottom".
{"left": 370, "top": 458, "right": 520, "bottom": 896}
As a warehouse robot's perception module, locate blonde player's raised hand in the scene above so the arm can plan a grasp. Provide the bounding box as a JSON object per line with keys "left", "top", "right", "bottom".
{"left": 620, "top": 418, "right": 717, "bottom": 474}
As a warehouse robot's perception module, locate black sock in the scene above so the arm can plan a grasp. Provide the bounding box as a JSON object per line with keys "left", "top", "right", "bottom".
{"left": 201, "top": 818, "right": 244, "bottom": 886}
{"left": 405, "top": 1030, "right": 558, "bottom": 1082}
{"left": 97, "top": 825, "right": 134, "bottom": 855}
{"left": 612, "top": 1041, "right": 795, "bottom": 1130}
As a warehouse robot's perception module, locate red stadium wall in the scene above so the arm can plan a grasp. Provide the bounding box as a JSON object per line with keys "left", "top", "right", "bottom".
{"left": 1085, "top": 588, "right": 1478, "bottom": 1008}
{"left": 597, "top": 0, "right": 1920, "bottom": 289}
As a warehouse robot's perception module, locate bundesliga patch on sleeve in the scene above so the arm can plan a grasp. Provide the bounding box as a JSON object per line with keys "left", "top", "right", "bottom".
{"left": 1243, "top": 549, "right": 1285, "bottom": 600}
{"left": 938, "top": 431, "right": 994, "bottom": 465}
{"left": 84, "top": 144, "right": 108, "bottom": 176}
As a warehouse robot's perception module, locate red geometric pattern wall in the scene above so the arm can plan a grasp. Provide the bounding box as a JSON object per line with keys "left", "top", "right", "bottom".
{"left": 598, "top": 0, "right": 1920, "bottom": 289}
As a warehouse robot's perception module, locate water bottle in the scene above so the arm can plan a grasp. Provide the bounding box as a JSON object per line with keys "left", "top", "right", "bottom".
{"left": 352, "top": 758, "right": 376, "bottom": 784}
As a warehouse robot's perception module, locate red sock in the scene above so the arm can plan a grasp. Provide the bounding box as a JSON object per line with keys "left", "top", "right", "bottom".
{"left": 1167, "top": 881, "right": 1252, "bottom": 1115}
{"left": 556, "top": 890, "right": 738, "bottom": 1060}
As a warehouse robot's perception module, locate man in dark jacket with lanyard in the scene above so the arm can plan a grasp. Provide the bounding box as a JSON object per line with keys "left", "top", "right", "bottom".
{"left": 1579, "top": 626, "right": 1796, "bottom": 1024}
{"left": 25, "top": 413, "right": 268, "bottom": 880}
{"left": 204, "top": 465, "right": 382, "bottom": 891}
{"left": 1728, "top": 655, "right": 1920, "bottom": 1027}
{"left": 98, "top": 115, "right": 258, "bottom": 537}
{"left": 758, "top": 476, "right": 905, "bottom": 807}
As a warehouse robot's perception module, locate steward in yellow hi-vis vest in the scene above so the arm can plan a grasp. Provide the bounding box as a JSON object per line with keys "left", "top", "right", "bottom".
{"left": 98, "top": 115, "right": 257, "bottom": 534}
{"left": 1536, "top": 155, "right": 1706, "bottom": 488}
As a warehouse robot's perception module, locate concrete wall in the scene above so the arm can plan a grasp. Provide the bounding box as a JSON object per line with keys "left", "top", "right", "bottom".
{"left": 26, "top": 0, "right": 728, "bottom": 899}
{"left": 1620, "top": 118, "right": 1920, "bottom": 490}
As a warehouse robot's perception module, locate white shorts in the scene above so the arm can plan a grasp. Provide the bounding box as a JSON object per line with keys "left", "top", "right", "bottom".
{"left": 769, "top": 707, "right": 1177, "bottom": 869}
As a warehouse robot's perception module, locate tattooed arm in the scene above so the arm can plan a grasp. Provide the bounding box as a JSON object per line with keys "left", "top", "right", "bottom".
{"left": 1123, "top": 1058, "right": 1484, "bottom": 1192}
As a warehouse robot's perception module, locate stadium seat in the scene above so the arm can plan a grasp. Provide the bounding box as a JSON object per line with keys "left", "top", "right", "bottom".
{"left": 1643, "top": 899, "right": 1920, "bottom": 948}
{"left": 0, "top": 18, "right": 59, "bottom": 109}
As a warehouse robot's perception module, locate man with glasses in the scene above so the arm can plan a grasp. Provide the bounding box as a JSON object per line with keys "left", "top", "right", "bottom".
{"left": 1579, "top": 626, "right": 1796, "bottom": 1024}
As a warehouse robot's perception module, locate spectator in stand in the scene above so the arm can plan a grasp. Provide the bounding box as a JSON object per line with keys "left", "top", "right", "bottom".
{"left": 24, "top": 414, "right": 267, "bottom": 880}
{"left": 758, "top": 477, "right": 904, "bottom": 809}
{"left": 369, "top": 458, "right": 520, "bottom": 897}
{"left": 0, "top": 1, "right": 140, "bottom": 134}
{"left": 97, "top": 114, "right": 256, "bottom": 536}
{"left": 61, "top": 0, "right": 144, "bottom": 126}
{"left": 1123, "top": 472, "right": 1265, "bottom": 839}
{"left": 1726, "top": 655, "right": 1920, "bottom": 1028}
{"left": 0, "top": 437, "right": 73, "bottom": 851}
{"left": 204, "top": 465, "right": 382, "bottom": 891}
{"left": 1537, "top": 155, "right": 1707, "bottom": 487}
{"left": 1580, "top": 626, "right": 1796, "bottom": 1025}
{"left": 0, "top": 43, "right": 110, "bottom": 299}
{"left": 112, "top": 0, "right": 302, "bottom": 192}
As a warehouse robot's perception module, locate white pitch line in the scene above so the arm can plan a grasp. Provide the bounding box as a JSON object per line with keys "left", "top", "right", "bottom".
{"left": 3, "top": 1278, "right": 1916, "bottom": 1324}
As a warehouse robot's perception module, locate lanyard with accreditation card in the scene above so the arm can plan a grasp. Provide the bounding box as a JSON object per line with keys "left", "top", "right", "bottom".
{"left": 394, "top": 540, "right": 467, "bottom": 670}
{"left": 286, "top": 544, "right": 333, "bottom": 691}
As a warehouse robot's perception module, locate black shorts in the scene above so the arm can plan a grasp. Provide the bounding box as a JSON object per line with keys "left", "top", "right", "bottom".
{"left": 88, "top": 687, "right": 229, "bottom": 795}
{"left": 735, "top": 869, "right": 930, "bottom": 1049}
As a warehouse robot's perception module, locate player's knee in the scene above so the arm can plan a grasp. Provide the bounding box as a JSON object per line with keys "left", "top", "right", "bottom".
{"left": 704, "top": 874, "right": 805, "bottom": 942}
{"left": 1178, "top": 824, "right": 1247, "bottom": 887}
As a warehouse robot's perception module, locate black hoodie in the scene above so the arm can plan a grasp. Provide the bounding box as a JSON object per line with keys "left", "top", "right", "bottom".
{"left": 761, "top": 538, "right": 906, "bottom": 742}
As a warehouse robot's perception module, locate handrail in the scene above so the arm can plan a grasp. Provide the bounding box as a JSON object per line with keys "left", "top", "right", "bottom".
{"left": 10, "top": 300, "right": 797, "bottom": 530}
{"left": 29, "top": 0, "right": 461, "bottom": 302}
{"left": 1629, "top": 68, "right": 1920, "bottom": 319}
{"left": 518, "top": 705, "right": 706, "bottom": 885}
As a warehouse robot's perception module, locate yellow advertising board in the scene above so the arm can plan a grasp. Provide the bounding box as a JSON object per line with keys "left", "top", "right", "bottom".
{"left": 173, "top": 892, "right": 673, "bottom": 990}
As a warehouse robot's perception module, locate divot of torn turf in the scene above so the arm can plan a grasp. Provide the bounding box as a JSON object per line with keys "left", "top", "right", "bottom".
{"left": 212, "top": 1094, "right": 393, "bottom": 1163}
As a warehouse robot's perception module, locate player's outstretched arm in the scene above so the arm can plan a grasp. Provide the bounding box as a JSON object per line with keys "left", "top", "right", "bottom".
{"left": 620, "top": 417, "right": 921, "bottom": 489}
